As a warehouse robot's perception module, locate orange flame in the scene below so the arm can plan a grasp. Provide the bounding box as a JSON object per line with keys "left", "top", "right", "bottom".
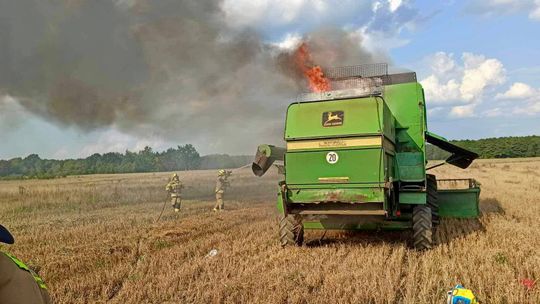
{"left": 294, "top": 43, "right": 331, "bottom": 92}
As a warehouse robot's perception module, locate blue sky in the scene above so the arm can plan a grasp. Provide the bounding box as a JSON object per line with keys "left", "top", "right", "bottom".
{"left": 395, "top": 1, "right": 540, "bottom": 139}
{"left": 1, "top": 0, "right": 539, "bottom": 159}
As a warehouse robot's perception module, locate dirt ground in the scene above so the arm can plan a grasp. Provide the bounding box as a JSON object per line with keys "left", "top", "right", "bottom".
{"left": 0, "top": 158, "right": 539, "bottom": 303}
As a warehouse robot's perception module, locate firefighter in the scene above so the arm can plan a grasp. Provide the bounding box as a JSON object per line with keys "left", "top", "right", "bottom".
{"left": 214, "top": 169, "right": 231, "bottom": 212}
{"left": 166, "top": 173, "right": 183, "bottom": 212}
{"left": 0, "top": 224, "right": 51, "bottom": 304}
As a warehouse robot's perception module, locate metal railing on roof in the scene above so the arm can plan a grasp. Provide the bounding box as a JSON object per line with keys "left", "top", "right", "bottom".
{"left": 325, "top": 63, "right": 388, "bottom": 80}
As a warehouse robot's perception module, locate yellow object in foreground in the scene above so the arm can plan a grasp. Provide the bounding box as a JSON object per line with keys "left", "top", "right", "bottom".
{"left": 447, "top": 285, "right": 478, "bottom": 304}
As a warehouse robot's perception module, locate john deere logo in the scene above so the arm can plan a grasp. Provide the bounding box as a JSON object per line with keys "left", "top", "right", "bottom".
{"left": 322, "top": 111, "right": 344, "bottom": 127}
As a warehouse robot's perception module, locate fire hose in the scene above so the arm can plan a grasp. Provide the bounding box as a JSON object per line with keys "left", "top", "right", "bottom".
{"left": 154, "top": 194, "right": 169, "bottom": 223}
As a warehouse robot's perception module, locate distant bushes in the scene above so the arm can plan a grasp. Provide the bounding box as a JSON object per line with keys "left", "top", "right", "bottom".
{"left": 427, "top": 135, "right": 540, "bottom": 160}
{"left": 0, "top": 144, "right": 251, "bottom": 180}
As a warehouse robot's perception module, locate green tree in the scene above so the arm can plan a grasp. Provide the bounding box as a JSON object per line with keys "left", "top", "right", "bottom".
{"left": 177, "top": 144, "right": 200, "bottom": 170}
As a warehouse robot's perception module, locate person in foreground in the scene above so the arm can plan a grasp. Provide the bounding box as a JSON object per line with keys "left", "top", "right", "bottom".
{"left": 0, "top": 224, "right": 51, "bottom": 304}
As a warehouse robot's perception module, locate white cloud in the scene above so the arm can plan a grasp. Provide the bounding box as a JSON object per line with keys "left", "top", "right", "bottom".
{"left": 430, "top": 52, "right": 456, "bottom": 75}
{"left": 466, "top": 0, "right": 540, "bottom": 21}
{"left": 474, "top": 81, "right": 540, "bottom": 116}
{"left": 483, "top": 107, "right": 504, "bottom": 117}
{"left": 460, "top": 53, "right": 505, "bottom": 101}
{"left": 223, "top": 1, "right": 420, "bottom": 64}
{"left": 389, "top": 0, "right": 403, "bottom": 13}
{"left": 494, "top": 82, "right": 540, "bottom": 115}
{"left": 372, "top": 1, "right": 384, "bottom": 12}
{"left": 359, "top": 26, "right": 411, "bottom": 56}
{"left": 421, "top": 52, "right": 506, "bottom": 108}
{"left": 416, "top": 51, "right": 540, "bottom": 118}
{"left": 222, "top": 0, "right": 419, "bottom": 52}
{"left": 513, "top": 100, "right": 540, "bottom": 115}
{"left": 492, "top": 81, "right": 540, "bottom": 115}
{"left": 496, "top": 82, "right": 537, "bottom": 99}
{"left": 532, "top": 0, "right": 540, "bottom": 20}
{"left": 419, "top": 52, "right": 528, "bottom": 119}
{"left": 421, "top": 75, "right": 461, "bottom": 102}
{"left": 450, "top": 105, "right": 476, "bottom": 118}
{"left": 272, "top": 33, "right": 302, "bottom": 50}
{"left": 527, "top": 101, "right": 540, "bottom": 112}
{"left": 373, "top": 0, "right": 403, "bottom": 13}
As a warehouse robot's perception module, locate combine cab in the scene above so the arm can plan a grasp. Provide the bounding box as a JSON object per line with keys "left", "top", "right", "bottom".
{"left": 253, "top": 64, "right": 480, "bottom": 250}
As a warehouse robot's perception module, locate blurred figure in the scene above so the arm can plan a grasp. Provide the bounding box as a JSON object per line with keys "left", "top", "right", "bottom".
{"left": 166, "top": 173, "right": 184, "bottom": 212}
{"left": 0, "top": 224, "right": 51, "bottom": 304}
{"left": 214, "top": 170, "right": 231, "bottom": 212}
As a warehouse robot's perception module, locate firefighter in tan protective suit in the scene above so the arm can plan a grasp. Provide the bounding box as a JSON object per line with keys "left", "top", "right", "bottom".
{"left": 166, "top": 173, "right": 184, "bottom": 212}
{"left": 214, "top": 169, "right": 231, "bottom": 212}
{"left": 0, "top": 224, "right": 51, "bottom": 304}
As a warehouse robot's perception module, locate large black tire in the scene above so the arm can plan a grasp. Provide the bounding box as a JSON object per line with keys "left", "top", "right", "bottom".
{"left": 279, "top": 214, "right": 304, "bottom": 247}
{"left": 413, "top": 205, "right": 432, "bottom": 250}
{"left": 426, "top": 174, "right": 439, "bottom": 227}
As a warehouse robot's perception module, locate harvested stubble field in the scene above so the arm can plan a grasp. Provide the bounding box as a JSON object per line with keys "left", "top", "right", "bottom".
{"left": 0, "top": 158, "right": 539, "bottom": 303}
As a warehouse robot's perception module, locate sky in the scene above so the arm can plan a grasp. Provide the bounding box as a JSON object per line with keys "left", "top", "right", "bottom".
{"left": 1, "top": 0, "right": 540, "bottom": 159}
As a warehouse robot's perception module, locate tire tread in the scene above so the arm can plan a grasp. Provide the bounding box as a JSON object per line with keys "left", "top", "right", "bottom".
{"left": 279, "top": 215, "right": 304, "bottom": 247}
{"left": 413, "top": 205, "right": 432, "bottom": 250}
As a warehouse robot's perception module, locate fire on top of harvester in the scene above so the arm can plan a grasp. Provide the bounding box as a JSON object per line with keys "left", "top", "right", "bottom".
{"left": 294, "top": 42, "right": 332, "bottom": 93}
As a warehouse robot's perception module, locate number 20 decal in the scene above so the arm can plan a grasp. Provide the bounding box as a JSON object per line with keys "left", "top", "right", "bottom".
{"left": 326, "top": 152, "right": 339, "bottom": 164}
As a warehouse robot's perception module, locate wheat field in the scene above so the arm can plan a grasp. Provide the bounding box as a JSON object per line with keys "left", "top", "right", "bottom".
{"left": 0, "top": 158, "right": 539, "bottom": 303}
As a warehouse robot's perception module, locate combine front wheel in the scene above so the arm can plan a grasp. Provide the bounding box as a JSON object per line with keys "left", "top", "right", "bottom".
{"left": 413, "top": 205, "right": 433, "bottom": 250}
{"left": 279, "top": 214, "right": 304, "bottom": 247}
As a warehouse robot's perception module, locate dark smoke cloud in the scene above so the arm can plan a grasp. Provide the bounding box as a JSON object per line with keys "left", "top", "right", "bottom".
{"left": 0, "top": 0, "right": 382, "bottom": 153}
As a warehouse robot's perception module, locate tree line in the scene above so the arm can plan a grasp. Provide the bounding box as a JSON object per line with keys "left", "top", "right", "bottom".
{"left": 1, "top": 135, "right": 539, "bottom": 179}
{"left": 0, "top": 144, "right": 251, "bottom": 180}
{"left": 427, "top": 135, "right": 540, "bottom": 160}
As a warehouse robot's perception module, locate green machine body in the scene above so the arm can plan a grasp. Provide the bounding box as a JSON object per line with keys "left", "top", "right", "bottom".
{"left": 252, "top": 64, "right": 480, "bottom": 249}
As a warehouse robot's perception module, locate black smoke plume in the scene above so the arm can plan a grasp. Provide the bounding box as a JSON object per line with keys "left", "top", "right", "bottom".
{"left": 0, "top": 0, "right": 381, "bottom": 153}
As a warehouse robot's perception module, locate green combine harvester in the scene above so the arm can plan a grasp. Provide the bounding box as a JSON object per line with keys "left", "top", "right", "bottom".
{"left": 252, "top": 64, "right": 480, "bottom": 250}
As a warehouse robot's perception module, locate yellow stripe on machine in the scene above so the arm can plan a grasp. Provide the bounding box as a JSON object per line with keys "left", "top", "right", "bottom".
{"left": 318, "top": 177, "right": 350, "bottom": 183}
{"left": 287, "top": 137, "right": 382, "bottom": 150}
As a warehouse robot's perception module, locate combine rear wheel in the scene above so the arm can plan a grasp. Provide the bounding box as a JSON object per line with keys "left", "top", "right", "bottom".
{"left": 279, "top": 214, "right": 304, "bottom": 247}
{"left": 413, "top": 205, "right": 432, "bottom": 250}
{"left": 426, "top": 174, "right": 439, "bottom": 227}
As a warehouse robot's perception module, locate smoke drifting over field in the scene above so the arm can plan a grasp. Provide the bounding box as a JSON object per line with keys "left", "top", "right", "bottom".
{"left": 0, "top": 0, "right": 380, "bottom": 152}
